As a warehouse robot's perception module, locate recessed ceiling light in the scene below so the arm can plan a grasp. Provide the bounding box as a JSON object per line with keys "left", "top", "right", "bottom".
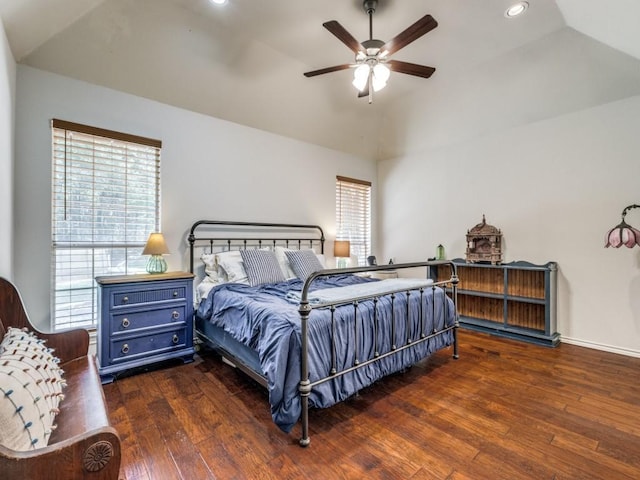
{"left": 505, "top": 1, "right": 529, "bottom": 18}
{"left": 210, "top": 0, "right": 228, "bottom": 5}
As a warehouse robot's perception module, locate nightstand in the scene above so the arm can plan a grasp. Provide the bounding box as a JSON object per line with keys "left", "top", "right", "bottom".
{"left": 371, "top": 270, "right": 398, "bottom": 280}
{"left": 95, "top": 271, "right": 195, "bottom": 383}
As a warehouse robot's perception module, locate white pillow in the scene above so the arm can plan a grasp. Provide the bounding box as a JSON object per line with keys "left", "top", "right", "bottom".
{"left": 200, "top": 253, "right": 220, "bottom": 282}
{"left": 216, "top": 250, "right": 249, "bottom": 285}
{"left": 0, "top": 328, "right": 65, "bottom": 451}
{"left": 274, "top": 246, "right": 296, "bottom": 280}
{"left": 203, "top": 248, "right": 272, "bottom": 286}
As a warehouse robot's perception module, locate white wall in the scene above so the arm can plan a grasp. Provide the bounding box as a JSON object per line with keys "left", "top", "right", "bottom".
{"left": 14, "top": 65, "right": 376, "bottom": 330}
{"left": 380, "top": 96, "right": 640, "bottom": 356}
{"left": 378, "top": 30, "right": 640, "bottom": 356}
{"left": 0, "top": 20, "right": 15, "bottom": 280}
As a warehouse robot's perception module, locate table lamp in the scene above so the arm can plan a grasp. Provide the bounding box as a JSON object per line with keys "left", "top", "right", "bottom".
{"left": 334, "top": 240, "right": 351, "bottom": 268}
{"left": 142, "top": 232, "right": 169, "bottom": 273}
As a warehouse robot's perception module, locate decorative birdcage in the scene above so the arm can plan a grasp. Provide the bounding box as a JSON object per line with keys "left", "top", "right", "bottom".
{"left": 466, "top": 215, "right": 502, "bottom": 264}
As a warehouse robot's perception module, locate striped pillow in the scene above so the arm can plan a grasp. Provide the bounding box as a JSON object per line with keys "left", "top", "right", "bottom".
{"left": 240, "top": 249, "right": 286, "bottom": 286}
{"left": 285, "top": 249, "right": 325, "bottom": 281}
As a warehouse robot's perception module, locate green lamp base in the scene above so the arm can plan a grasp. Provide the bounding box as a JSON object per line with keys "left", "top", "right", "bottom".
{"left": 146, "top": 255, "right": 167, "bottom": 274}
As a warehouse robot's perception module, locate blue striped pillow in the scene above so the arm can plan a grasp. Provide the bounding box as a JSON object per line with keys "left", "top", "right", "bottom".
{"left": 285, "top": 249, "right": 324, "bottom": 281}
{"left": 240, "top": 249, "right": 286, "bottom": 286}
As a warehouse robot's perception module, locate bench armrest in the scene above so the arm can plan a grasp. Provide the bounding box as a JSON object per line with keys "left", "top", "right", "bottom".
{"left": 0, "top": 427, "right": 121, "bottom": 480}
{"left": 0, "top": 277, "right": 89, "bottom": 363}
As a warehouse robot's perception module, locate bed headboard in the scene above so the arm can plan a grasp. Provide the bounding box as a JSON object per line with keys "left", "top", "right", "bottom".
{"left": 188, "top": 220, "right": 325, "bottom": 274}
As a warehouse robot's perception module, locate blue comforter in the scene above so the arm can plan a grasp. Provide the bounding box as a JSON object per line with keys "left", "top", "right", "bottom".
{"left": 197, "top": 274, "right": 456, "bottom": 432}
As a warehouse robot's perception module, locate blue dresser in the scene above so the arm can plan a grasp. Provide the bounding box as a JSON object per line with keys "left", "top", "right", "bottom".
{"left": 96, "top": 272, "right": 195, "bottom": 383}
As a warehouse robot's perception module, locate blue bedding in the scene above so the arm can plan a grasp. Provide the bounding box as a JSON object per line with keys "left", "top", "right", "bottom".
{"left": 197, "top": 273, "right": 456, "bottom": 432}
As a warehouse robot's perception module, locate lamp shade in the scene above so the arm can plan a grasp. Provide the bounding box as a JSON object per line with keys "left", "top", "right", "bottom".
{"left": 352, "top": 64, "right": 370, "bottom": 91}
{"left": 605, "top": 204, "right": 640, "bottom": 248}
{"left": 372, "top": 63, "right": 390, "bottom": 92}
{"left": 142, "top": 233, "right": 170, "bottom": 255}
{"left": 334, "top": 240, "right": 351, "bottom": 258}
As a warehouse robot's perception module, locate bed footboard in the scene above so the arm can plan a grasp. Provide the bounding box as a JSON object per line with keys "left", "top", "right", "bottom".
{"left": 297, "top": 261, "right": 459, "bottom": 447}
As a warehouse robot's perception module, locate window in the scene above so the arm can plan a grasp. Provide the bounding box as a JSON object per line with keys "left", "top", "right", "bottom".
{"left": 336, "top": 176, "right": 371, "bottom": 266}
{"left": 51, "top": 119, "right": 161, "bottom": 330}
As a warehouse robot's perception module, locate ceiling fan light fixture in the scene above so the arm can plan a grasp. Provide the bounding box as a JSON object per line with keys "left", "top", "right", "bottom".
{"left": 505, "top": 1, "right": 529, "bottom": 18}
{"left": 372, "top": 63, "right": 390, "bottom": 91}
{"left": 352, "top": 64, "right": 370, "bottom": 91}
{"left": 210, "top": 0, "right": 228, "bottom": 5}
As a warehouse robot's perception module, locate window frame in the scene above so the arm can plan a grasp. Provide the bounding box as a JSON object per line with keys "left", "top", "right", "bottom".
{"left": 51, "top": 119, "right": 162, "bottom": 331}
{"left": 336, "top": 175, "right": 372, "bottom": 267}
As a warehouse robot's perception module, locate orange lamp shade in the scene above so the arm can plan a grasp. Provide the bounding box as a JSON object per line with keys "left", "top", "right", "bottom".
{"left": 334, "top": 240, "right": 351, "bottom": 258}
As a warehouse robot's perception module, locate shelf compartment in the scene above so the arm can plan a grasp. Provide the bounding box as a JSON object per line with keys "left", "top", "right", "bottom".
{"left": 457, "top": 265, "right": 504, "bottom": 295}
{"left": 506, "top": 300, "right": 545, "bottom": 331}
{"left": 457, "top": 295, "right": 503, "bottom": 324}
{"left": 507, "top": 268, "right": 545, "bottom": 300}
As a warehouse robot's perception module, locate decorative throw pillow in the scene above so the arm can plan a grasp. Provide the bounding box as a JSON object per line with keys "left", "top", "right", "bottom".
{"left": 240, "top": 249, "right": 286, "bottom": 287}
{"left": 285, "top": 249, "right": 325, "bottom": 281}
{"left": 275, "top": 246, "right": 326, "bottom": 280}
{"left": 0, "top": 327, "right": 65, "bottom": 451}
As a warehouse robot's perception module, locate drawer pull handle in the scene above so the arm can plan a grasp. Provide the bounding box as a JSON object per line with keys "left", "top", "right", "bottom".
{"left": 121, "top": 344, "right": 129, "bottom": 354}
{"left": 173, "top": 291, "right": 178, "bottom": 297}
{"left": 172, "top": 311, "right": 180, "bottom": 320}
{"left": 122, "top": 318, "right": 130, "bottom": 328}
{"left": 172, "top": 335, "right": 179, "bottom": 344}
{"left": 122, "top": 296, "right": 129, "bottom": 304}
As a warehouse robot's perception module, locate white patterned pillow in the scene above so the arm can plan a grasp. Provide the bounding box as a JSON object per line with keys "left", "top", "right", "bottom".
{"left": 285, "top": 249, "right": 325, "bottom": 281}
{"left": 0, "top": 327, "right": 65, "bottom": 451}
{"left": 240, "top": 249, "right": 286, "bottom": 286}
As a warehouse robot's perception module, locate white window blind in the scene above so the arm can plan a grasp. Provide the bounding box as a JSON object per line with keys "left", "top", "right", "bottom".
{"left": 336, "top": 176, "right": 372, "bottom": 266}
{"left": 51, "top": 119, "right": 161, "bottom": 330}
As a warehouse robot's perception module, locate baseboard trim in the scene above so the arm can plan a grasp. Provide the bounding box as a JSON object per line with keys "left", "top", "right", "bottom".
{"left": 561, "top": 336, "right": 640, "bottom": 358}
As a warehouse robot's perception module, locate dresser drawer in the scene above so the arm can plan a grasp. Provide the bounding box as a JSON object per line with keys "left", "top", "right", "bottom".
{"left": 110, "top": 327, "right": 188, "bottom": 363}
{"left": 111, "top": 305, "right": 186, "bottom": 333}
{"left": 111, "top": 285, "right": 187, "bottom": 307}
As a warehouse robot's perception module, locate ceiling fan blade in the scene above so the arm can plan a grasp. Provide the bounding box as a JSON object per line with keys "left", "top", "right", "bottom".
{"left": 323, "top": 21, "right": 365, "bottom": 55}
{"left": 387, "top": 60, "right": 436, "bottom": 78}
{"left": 304, "top": 64, "right": 352, "bottom": 77}
{"left": 379, "top": 14, "right": 438, "bottom": 57}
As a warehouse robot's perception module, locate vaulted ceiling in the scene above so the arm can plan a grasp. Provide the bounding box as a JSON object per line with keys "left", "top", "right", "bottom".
{"left": 2, "top": 0, "right": 639, "bottom": 160}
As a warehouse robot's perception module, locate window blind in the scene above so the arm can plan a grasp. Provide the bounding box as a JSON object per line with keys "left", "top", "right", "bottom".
{"left": 336, "top": 176, "right": 372, "bottom": 266}
{"left": 51, "top": 119, "right": 161, "bottom": 330}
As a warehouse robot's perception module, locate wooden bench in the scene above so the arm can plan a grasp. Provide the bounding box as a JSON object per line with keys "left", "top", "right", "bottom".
{"left": 0, "top": 277, "right": 121, "bottom": 479}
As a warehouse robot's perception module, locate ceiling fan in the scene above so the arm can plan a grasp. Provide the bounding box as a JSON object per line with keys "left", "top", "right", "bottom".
{"left": 304, "top": 0, "right": 438, "bottom": 103}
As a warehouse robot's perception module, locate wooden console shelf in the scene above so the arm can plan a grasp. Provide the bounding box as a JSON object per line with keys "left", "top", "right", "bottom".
{"left": 429, "top": 259, "right": 559, "bottom": 347}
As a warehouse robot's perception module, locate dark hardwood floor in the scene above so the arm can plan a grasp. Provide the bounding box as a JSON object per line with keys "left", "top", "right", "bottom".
{"left": 102, "top": 330, "right": 640, "bottom": 479}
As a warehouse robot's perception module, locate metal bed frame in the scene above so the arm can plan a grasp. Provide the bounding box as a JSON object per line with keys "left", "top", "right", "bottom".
{"left": 188, "top": 220, "right": 460, "bottom": 446}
